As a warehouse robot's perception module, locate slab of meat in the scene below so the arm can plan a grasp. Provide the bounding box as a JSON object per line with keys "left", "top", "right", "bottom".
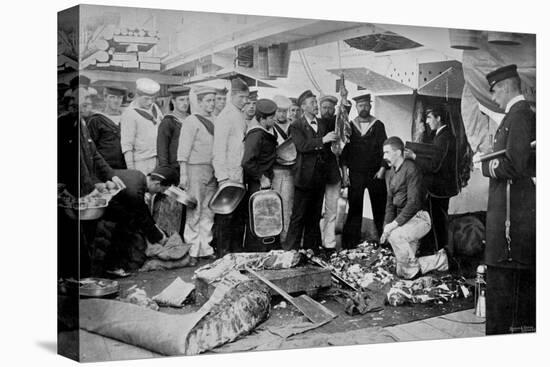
{"left": 185, "top": 280, "right": 271, "bottom": 355}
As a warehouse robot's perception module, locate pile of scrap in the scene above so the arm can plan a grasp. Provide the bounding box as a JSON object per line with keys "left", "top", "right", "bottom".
{"left": 307, "top": 242, "right": 396, "bottom": 291}
{"left": 81, "top": 24, "right": 161, "bottom": 71}
{"left": 386, "top": 275, "right": 471, "bottom": 306}
{"left": 306, "top": 242, "right": 472, "bottom": 310}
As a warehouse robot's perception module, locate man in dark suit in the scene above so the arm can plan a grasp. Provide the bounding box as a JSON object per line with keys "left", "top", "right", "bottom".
{"left": 405, "top": 105, "right": 458, "bottom": 251}
{"left": 284, "top": 90, "right": 338, "bottom": 250}
{"left": 475, "top": 64, "right": 536, "bottom": 335}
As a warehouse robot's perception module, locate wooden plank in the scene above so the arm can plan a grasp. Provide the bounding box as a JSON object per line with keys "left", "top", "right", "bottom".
{"left": 384, "top": 326, "right": 419, "bottom": 342}
{"left": 112, "top": 53, "right": 137, "bottom": 62}
{"left": 139, "top": 55, "right": 162, "bottom": 63}
{"left": 122, "top": 61, "right": 139, "bottom": 69}
{"left": 423, "top": 317, "right": 485, "bottom": 338}
{"left": 195, "top": 265, "right": 332, "bottom": 306}
{"left": 140, "top": 62, "right": 162, "bottom": 71}
{"left": 397, "top": 320, "right": 454, "bottom": 340}
{"left": 114, "top": 35, "right": 159, "bottom": 44}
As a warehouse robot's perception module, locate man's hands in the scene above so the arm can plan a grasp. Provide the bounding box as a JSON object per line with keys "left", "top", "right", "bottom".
{"left": 380, "top": 221, "right": 398, "bottom": 244}
{"left": 374, "top": 167, "right": 386, "bottom": 180}
{"left": 260, "top": 175, "right": 271, "bottom": 189}
{"left": 472, "top": 152, "right": 482, "bottom": 170}
{"left": 179, "top": 175, "right": 189, "bottom": 190}
{"left": 322, "top": 131, "right": 338, "bottom": 144}
{"left": 111, "top": 176, "right": 126, "bottom": 190}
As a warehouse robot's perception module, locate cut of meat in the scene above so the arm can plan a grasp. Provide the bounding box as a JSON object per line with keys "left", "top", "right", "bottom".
{"left": 185, "top": 280, "right": 271, "bottom": 354}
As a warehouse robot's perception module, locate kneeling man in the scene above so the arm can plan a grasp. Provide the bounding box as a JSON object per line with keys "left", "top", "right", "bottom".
{"left": 380, "top": 137, "right": 447, "bottom": 279}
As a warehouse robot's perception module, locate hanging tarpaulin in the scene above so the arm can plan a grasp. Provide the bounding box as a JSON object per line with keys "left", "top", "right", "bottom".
{"left": 461, "top": 33, "right": 535, "bottom": 114}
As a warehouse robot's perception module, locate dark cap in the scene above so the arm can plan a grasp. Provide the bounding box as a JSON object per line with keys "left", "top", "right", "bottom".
{"left": 104, "top": 84, "right": 127, "bottom": 97}
{"left": 256, "top": 99, "right": 277, "bottom": 115}
{"left": 70, "top": 75, "right": 91, "bottom": 90}
{"left": 168, "top": 85, "right": 191, "bottom": 97}
{"left": 297, "top": 90, "right": 316, "bottom": 107}
{"left": 486, "top": 64, "right": 519, "bottom": 91}
{"left": 319, "top": 95, "right": 338, "bottom": 105}
{"left": 289, "top": 97, "right": 299, "bottom": 106}
{"left": 352, "top": 93, "right": 372, "bottom": 103}
{"left": 216, "top": 87, "right": 228, "bottom": 95}
{"left": 231, "top": 77, "right": 249, "bottom": 93}
{"left": 248, "top": 90, "right": 258, "bottom": 102}
{"left": 150, "top": 166, "right": 178, "bottom": 185}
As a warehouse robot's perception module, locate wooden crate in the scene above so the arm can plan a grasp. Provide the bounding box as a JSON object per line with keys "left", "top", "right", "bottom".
{"left": 194, "top": 265, "right": 332, "bottom": 306}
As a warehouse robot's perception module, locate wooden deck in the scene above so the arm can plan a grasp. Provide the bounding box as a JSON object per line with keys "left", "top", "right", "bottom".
{"left": 75, "top": 308, "right": 485, "bottom": 361}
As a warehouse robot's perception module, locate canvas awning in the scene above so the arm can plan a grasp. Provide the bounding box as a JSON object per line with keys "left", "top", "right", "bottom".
{"left": 327, "top": 67, "right": 414, "bottom": 96}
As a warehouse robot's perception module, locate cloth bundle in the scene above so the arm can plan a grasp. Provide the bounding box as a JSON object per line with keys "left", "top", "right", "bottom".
{"left": 139, "top": 233, "right": 192, "bottom": 272}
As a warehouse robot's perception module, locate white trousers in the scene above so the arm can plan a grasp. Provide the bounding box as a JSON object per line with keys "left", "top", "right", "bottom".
{"left": 320, "top": 181, "right": 341, "bottom": 249}
{"left": 272, "top": 168, "right": 294, "bottom": 243}
{"left": 134, "top": 157, "right": 157, "bottom": 176}
{"left": 184, "top": 164, "right": 217, "bottom": 258}
{"left": 388, "top": 210, "right": 447, "bottom": 279}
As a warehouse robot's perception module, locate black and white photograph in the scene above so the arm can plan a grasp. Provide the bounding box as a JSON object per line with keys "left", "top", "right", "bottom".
{"left": 49, "top": 0, "right": 540, "bottom": 364}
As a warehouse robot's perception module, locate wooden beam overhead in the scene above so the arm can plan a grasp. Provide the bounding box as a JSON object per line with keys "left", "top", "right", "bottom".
{"left": 163, "top": 18, "right": 318, "bottom": 71}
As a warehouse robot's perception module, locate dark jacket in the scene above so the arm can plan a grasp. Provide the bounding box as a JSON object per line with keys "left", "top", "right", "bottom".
{"left": 87, "top": 113, "right": 127, "bottom": 170}
{"left": 242, "top": 126, "right": 278, "bottom": 183}
{"left": 108, "top": 169, "right": 164, "bottom": 244}
{"left": 156, "top": 114, "right": 184, "bottom": 184}
{"left": 384, "top": 159, "right": 425, "bottom": 226}
{"left": 289, "top": 116, "right": 338, "bottom": 189}
{"left": 341, "top": 119, "right": 387, "bottom": 175}
{"left": 415, "top": 125, "right": 459, "bottom": 198}
{"left": 481, "top": 100, "right": 535, "bottom": 269}
{"left": 58, "top": 113, "right": 115, "bottom": 197}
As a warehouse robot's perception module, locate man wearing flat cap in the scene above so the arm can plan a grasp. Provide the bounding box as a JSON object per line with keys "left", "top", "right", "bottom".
{"left": 178, "top": 86, "right": 218, "bottom": 265}
{"left": 477, "top": 64, "right": 536, "bottom": 335}
{"left": 341, "top": 93, "right": 388, "bottom": 248}
{"left": 121, "top": 78, "right": 163, "bottom": 175}
{"left": 212, "top": 77, "right": 250, "bottom": 255}
{"left": 242, "top": 98, "right": 280, "bottom": 250}
{"left": 87, "top": 84, "right": 128, "bottom": 170}
{"left": 157, "top": 86, "right": 191, "bottom": 185}
{"left": 285, "top": 90, "right": 339, "bottom": 251}
{"left": 214, "top": 87, "right": 228, "bottom": 117}
{"left": 318, "top": 91, "right": 351, "bottom": 250}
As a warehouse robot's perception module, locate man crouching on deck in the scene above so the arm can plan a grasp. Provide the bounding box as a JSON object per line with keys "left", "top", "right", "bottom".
{"left": 380, "top": 137, "right": 448, "bottom": 279}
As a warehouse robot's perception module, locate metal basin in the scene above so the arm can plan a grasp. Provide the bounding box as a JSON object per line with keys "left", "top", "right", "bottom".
{"left": 209, "top": 181, "right": 246, "bottom": 214}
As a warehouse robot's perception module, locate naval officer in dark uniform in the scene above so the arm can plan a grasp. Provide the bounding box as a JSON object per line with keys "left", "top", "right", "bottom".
{"left": 478, "top": 64, "right": 536, "bottom": 335}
